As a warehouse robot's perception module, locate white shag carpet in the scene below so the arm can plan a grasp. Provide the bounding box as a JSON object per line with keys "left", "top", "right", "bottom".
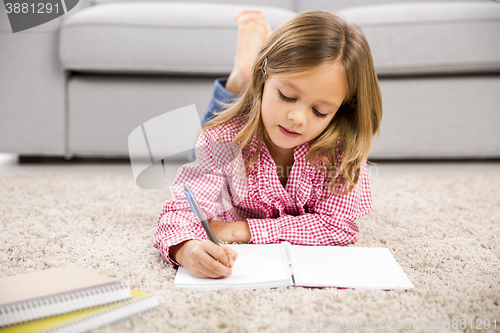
{"left": 0, "top": 172, "right": 499, "bottom": 333}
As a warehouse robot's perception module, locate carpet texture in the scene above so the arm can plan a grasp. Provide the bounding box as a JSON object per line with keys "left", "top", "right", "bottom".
{"left": 0, "top": 172, "right": 499, "bottom": 333}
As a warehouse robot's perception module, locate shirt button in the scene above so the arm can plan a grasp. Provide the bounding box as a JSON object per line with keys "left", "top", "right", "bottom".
{"left": 262, "top": 231, "right": 269, "bottom": 238}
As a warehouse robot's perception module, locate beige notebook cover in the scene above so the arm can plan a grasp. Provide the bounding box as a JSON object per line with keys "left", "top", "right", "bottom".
{"left": 0, "top": 264, "right": 131, "bottom": 327}
{"left": 1, "top": 290, "right": 159, "bottom": 333}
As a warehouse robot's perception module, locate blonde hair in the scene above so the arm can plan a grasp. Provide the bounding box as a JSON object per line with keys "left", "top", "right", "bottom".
{"left": 202, "top": 10, "right": 382, "bottom": 195}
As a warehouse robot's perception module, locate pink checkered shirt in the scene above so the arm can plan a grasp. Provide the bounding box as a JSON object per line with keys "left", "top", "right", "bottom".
{"left": 153, "top": 117, "right": 372, "bottom": 267}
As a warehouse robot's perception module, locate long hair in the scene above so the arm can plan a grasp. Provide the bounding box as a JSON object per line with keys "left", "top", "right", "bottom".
{"left": 201, "top": 10, "right": 382, "bottom": 195}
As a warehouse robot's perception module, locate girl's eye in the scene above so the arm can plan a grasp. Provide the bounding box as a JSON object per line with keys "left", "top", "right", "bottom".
{"left": 278, "top": 90, "right": 327, "bottom": 119}
{"left": 313, "top": 108, "right": 327, "bottom": 118}
{"left": 278, "top": 90, "right": 295, "bottom": 102}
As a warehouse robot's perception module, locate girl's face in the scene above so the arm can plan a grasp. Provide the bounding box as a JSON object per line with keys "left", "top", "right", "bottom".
{"left": 260, "top": 62, "right": 348, "bottom": 161}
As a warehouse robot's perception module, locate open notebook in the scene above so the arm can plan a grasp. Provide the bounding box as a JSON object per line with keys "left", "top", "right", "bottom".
{"left": 174, "top": 242, "right": 414, "bottom": 290}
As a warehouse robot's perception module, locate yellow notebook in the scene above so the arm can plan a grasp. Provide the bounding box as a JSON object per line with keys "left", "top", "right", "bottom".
{"left": 0, "top": 265, "right": 131, "bottom": 327}
{"left": 0, "top": 290, "right": 159, "bottom": 333}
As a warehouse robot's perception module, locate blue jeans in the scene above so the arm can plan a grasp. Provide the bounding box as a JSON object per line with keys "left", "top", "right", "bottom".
{"left": 188, "top": 77, "right": 240, "bottom": 162}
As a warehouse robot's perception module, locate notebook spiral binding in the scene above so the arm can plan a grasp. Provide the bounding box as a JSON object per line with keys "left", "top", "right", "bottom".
{"left": 41, "top": 292, "right": 159, "bottom": 333}
{"left": 0, "top": 282, "right": 131, "bottom": 327}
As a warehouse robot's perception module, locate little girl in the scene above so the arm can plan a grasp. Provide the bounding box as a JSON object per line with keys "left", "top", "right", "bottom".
{"left": 154, "top": 10, "right": 382, "bottom": 279}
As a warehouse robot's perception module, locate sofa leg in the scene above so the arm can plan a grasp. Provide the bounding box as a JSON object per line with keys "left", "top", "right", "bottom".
{"left": 18, "top": 155, "right": 44, "bottom": 164}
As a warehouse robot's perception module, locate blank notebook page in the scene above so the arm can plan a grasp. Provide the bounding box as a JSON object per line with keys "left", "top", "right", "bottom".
{"left": 292, "top": 246, "right": 414, "bottom": 290}
{"left": 174, "top": 244, "right": 293, "bottom": 290}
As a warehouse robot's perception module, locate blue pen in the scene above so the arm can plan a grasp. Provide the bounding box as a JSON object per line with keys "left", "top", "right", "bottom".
{"left": 183, "top": 184, "right": 220, "bottom": 246}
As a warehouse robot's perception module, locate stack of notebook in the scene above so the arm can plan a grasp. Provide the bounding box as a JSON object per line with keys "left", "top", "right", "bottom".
{"left": 0, "top": 264, "right": 159, "bottom": 333}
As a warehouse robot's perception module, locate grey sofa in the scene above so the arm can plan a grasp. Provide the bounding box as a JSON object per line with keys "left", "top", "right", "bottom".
{"left": 1, "top": 0, "right": 499, "bottom": 162}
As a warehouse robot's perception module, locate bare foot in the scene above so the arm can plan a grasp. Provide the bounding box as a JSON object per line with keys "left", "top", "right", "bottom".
{"left": 226, "top": 10, "right": 272, "bottom": 95}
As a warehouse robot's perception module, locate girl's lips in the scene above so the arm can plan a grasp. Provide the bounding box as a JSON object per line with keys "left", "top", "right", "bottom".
{"left": 279, "top": 125, "right": 301, "bottom": 138}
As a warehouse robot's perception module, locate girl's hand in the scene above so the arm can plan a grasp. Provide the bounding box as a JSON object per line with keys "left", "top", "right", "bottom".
{"left": 172, "top": 240, "right": 238, "bottom": 278}
{"left": 209, "top": 220, "right": 251, "bottom": 243}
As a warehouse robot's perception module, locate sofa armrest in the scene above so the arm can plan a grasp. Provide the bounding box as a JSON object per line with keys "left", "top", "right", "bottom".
{"left": 0, "top": 1, "right": 91, "bottom": 155}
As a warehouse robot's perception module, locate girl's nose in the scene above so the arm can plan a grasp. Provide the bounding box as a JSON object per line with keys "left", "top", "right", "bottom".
{"left": 287, "top": 106, "right": 307, "bottom": 125}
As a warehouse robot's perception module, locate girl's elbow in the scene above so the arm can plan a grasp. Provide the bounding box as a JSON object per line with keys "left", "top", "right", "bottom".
{"left": 333, "top": 230, "right": 359, "bottom": 246}
{"left": 335, "top": 222, "right": 360, "bottom": 246}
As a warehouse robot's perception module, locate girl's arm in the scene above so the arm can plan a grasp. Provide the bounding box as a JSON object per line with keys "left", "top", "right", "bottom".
{"left": 208, "top": 220, "right": 251, "bottom": 243}
{"left": 154, "top": 149, "right": 232, "bottom": 267}
{"left": 154, "top": 125, "right": 246, "bottom": 269}
{"left": 245, "top": 161, "right": 372, "bottom": 246}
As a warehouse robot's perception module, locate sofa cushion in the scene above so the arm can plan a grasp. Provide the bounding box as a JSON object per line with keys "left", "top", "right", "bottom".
{"left": 59, "top": 3, "right": 296, "bottom": 75}
{"left": 338, "top": 1, "right": 500, "bottom": 76}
